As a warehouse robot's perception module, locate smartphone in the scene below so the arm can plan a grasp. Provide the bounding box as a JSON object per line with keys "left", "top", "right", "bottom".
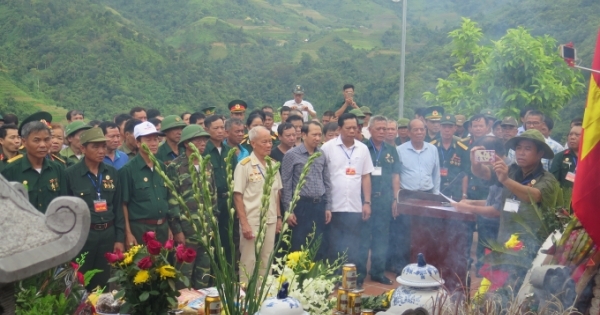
{"left": 560, "top": 45, "right": 576, "bottom": 60}
{"left": 474, "top": 150, "right": 495, "bottom": 163}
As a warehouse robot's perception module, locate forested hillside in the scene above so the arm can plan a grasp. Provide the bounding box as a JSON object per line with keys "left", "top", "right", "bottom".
{"left": 0, "top": 0, "right": 598, "bottom": 135}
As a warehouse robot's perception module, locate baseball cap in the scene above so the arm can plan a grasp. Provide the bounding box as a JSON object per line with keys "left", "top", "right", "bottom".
{"left": 440, "top": 115, "right": 456, "bottom": 125}
{"left": 134, "top": 121, "right": 165, "bottom": 139}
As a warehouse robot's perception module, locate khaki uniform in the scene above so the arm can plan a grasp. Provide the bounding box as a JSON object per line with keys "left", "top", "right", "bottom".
{"left": 233, "top": 153, "right": 282, "bottom": 284}
{"left": 1, "top": 154, "right": 67, "bottom": 213}
{"left": 118, "top": 143, "right": 137, "bottom": 159}
{"left": 59, "top": 146, "right": 82, "bottom": 166}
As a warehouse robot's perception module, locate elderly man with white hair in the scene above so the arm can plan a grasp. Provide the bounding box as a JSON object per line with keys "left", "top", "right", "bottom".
{"left": 234, "top": 126, "right": 283, "bottom": 284}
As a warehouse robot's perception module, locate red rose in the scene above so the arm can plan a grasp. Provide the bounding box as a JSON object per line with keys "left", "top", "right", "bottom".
{"left": 142, "top": 231, "right": 156, "bottom": 244}
{"left": 105, "top": 250, "right": 124, "bottom": 263}
{"left": 137, "top": 256, "right": 153, "bottom": 270}
{"left": 164, "top": 239, "right": 174, "bottom": 250}
{"left": 147, "top": 239, "right": 163, "bottom": 255}
{"left": 77, "top": 271, "right": 85, "bottom": 285}
{"left": 176, "top": 244, "right": 197, "bottom": 263}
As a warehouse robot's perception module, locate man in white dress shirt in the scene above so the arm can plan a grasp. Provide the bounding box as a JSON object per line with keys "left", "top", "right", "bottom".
{"left": 282, "top": 85, "right": 317, "bottom": 122}
{"left": 321, "top": 112, "right": 373, "bottom": 287}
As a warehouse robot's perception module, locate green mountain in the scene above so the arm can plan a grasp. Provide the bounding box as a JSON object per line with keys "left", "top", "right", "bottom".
{"left": 0, "top": 0, "right": 598, "bottom": 136}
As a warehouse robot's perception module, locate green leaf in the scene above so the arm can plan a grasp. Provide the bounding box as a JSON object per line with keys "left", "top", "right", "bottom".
{"left": 114, "top": 290, "right": 125, "bottom": 300}
{"left": 150, "top": 290, "right": 160, "bottom": 296}
{"left": 139, "top": 291, "right": 150, "bottom": 302}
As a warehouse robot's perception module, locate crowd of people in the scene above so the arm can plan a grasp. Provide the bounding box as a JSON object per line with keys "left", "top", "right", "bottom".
{"left": 0, "top": 83, "right": 583, "bottom": 290}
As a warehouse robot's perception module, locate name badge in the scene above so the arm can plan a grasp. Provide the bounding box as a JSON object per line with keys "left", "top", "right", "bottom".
{"left": 503, "top": 199, "right": 520, "bottom": 213}
{"left": 440, "top": 168, "right": 448, "bottom": 177}
{"left": 94, "top": 199, "right": 108, "bottom": 212}
{"left": 566, "top": 172, "right": 576, "bottom": 182}
{"left": 372, "top": 167, "right": 382, "bottom": 176}
{"left": 345, "top": 167, "right": 356, "bottom": 175}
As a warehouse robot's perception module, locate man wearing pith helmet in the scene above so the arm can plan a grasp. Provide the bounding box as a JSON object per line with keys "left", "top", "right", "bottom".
{"left": 65, "top": 127, "right": 124, "bottom": 291}
{"left": 229, "top": 100, "right": 247, "bottom": 120}
{"left": 155, "top": 115, "right": 188, "bottom": 164}
{"left": 166, "top": 124, "right": 217, "bottom": 289}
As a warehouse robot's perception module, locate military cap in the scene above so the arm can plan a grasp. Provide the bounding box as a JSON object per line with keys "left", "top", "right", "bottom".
{"left": 480, "top": 108, "right": 496, "bottom": 119}
{"left": 500, "top": 116, "right": 518, "bottom": 127}
{"left": 440, "top": 114, "right": 456, "bottom": 125}
{"left": 360, "top": 106, "right": 373, "bottom": 115}
{"left": 80, "top": 127, "right": 107, "bottom": 145}
{"left": 505, "top": 129, "right": 554, "bottom": 159}
{"left": 455, "top": 115, "right": 466, "bottom": 126}
{"left": 178, "top": 124, "right": 210, "bottom": 146}
{"left": 228, "top": 100, "right": 248, "bottom": 113}
{"left": 292, "top": 85, "right": 305, "bottom": 95}
{"left": 161, "top": 115, "right": 187, "bottom": 132}
{"left": 19, "top": 111, "right": 52, "bottom": 136}
{"left": 397, "top": 118, "right": 410, "bottom": 128}
{"left": 349, "top": 108, "right": 365, "bottom": 124}
{"left": 424, "top": 106, "right": 444, "bottom": 121}
{"left": 65, "top": 120, "right": 92, "bottom": 137}
{"left": 201, "top": 106, "right": 216, "bottom": 116}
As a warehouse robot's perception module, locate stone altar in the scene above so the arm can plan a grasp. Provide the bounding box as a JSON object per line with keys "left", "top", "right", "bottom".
{"left": 0, "top": 174, "right": 90, "bottom": 314}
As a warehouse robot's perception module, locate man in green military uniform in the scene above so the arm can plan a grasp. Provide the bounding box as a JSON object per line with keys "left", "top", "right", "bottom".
{"left": 60, "top": 121, "right": 92, "bottom": 166}
{"left": 228, "top": 100, "right": 247, "bottom": 120}
{"left": 65, "top": 128, "right": 124, "bottom": 290}
{"left": 395, "top": 118, "right": 410, "bottom": 146}
{"left": 435, "top": 115, "right": 470, "bottom": 201}
{"left": 0, "top": 123, "right": 22, "bottom": 172}
{"left": 2, "top": 120, "right": 67, "bottom": 213}
{"left": 202, "top": 115, "right": 238, "bottom": 264}
{"left": 119, "top": 121, "right": 184, "bottom": 247}
{"left": 550, "top": 125, "right": 581, "bottom": 190}
{"left": 118, "top": 119, "right": 142, "bottom": 159}
{"left": 424, "top": 106, "right": 444, "bottom": 143}
{"left": 466, "top": 114, "right": 492, "bottom": 200}
{"left": 333, "top": 84, "right": 361, "bottom": 118}
{"left": 166, "top": 124, "right": 217, "bottom": 289}
{"left": 155, "top": 115, "right": 187, "bottom": 164}
{"left": 357, "top": 115, "right": 401, "bottom": 285}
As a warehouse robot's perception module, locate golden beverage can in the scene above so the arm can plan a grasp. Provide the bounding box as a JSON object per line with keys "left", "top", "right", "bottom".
{"left": 204, "top": 293, "right": 222, "bottom": 315}
{"left": 348, "top": 289, "right": 363, "bottom": 315}
{"left": 342, "top": 263, "right": 357, "bottom": 290}
{"left": 336, "top": 288, "right": 348, "bottom": 313}
{"left": 361, "top": 309, "right": 374, "bottom": 315}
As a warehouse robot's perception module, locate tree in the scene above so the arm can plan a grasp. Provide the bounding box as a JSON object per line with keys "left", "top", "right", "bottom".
{"left": 423, "top": 18, "right": 586, "bottom": 119}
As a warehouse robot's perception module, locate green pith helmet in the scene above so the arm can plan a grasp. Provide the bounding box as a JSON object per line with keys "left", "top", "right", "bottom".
{"left": 349, "top": 108, "right": 365, "bottom": 124}
{"left": 505, "top": 129, "right": 554, "bottom": 159}
{"left": 397, "top": 118, "right": 410, "bottom": 128}
{"left": 178, "top": 124, "right": 210, "bottom": 146}
{"left": 360, "top": 106, "right": 373, "bottom": 115}
{"left": 80, "top": 127, "right": 107, "bottom": 145}
{"left": 65, "top": 120, "right": 92, "bottom": 137}
{"left": 161, "top": 115, "right": 187, "bottom": 132}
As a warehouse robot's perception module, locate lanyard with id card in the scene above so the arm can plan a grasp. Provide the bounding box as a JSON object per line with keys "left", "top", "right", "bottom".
{"left": 87, "top": 173, "right": 107, "bottom": 212}
{"left": 440, "top": 147, "right": 452, "bottom": 177}
{"left": 565, "top": 156, "right": 577, "bottom": 182}
{"left": 370, "top": 139, "right": 382, "bottom": 176}
{"left": 341, "top": 145, "right": 356, "bottom": 175}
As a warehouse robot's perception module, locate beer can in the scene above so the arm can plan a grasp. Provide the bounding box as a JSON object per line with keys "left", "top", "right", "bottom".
{"left": 361, "top": 309, "right": 374, "bottom": 315}
{"left": 337, "top": 288, "right": 348, "bottom": 313}
{"left": 348, "top": 290, "right": 363, "bottom": 315}
{"left": 342, "top": 263, "right": 357, "bottom": 290}
{"left": 204, "top": 293, "right": 222, "bottom": 315}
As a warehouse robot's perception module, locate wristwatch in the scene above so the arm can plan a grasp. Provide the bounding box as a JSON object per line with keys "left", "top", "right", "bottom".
{"left": 363, "top": 201, "right": 371, "bottom": 205}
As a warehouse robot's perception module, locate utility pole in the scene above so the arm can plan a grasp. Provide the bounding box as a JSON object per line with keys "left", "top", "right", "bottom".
{"left": 392, "top": 0, "right": 407, "bottom": 119}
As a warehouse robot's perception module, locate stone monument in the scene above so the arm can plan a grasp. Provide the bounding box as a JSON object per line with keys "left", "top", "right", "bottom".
{"left": 0, "top": 175, "right": 90, "bottom": 314}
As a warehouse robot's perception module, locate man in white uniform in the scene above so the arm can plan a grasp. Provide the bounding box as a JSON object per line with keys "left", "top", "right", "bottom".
{"left": 282, "top": 85, "right": 317, "bottom": 122}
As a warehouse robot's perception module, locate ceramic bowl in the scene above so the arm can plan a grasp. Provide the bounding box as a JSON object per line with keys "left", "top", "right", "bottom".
{"left": 396, "top": 253, "right": 444, "bottom": 288}
{"left": 255, "top": 296, "right": 308, "bottom": 315}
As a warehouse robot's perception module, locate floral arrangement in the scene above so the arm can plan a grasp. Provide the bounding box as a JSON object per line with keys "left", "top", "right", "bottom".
{"left": 264, "top": 234, "right": 345, "bottom": 314}
{"left": 104, "top": 231, "right": 196, "bottom": 315}
{"left": 142, "top": 143, "right": 320, "bottom": 315}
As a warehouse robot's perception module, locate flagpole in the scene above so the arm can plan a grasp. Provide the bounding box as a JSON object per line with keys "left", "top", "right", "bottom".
{"left": 393, "top": 0, "right": 407, "bottom": 119}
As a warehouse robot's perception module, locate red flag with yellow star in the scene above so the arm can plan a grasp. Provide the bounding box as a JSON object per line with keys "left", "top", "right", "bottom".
{"left": 573, "top": 29, "right": 600, "bottom": 246}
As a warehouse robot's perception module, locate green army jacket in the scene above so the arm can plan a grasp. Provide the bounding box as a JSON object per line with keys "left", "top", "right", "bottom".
{"left": 434, "top": 138, "right": 470, "bottom": 199}
{"left": 65, "top": 160, "right": 125, "bottom": 242}
{"left": 155, "top": 141, "right": 184, "bottom": 165}
{"left": 1, "top": 154, "right": 67, "bottom": 213}
{"left": 203, "top": 140, "right": 237, "bottom": 195}
{"left": 59, "top": 146, "right": 82, "bottom": 167}
{"left": 118, "top": 154, "right": 181, "bottom": 233}
{"left": 166, "top": 154, "right": 218, "bottom": 222}
{"left": 549, "top": 149, "right": 577, "bottom": 189}
{"left": 365, "top": 140, "right": 401, "bottom": 200}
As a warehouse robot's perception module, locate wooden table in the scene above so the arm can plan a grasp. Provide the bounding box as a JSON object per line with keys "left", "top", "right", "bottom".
{"left": 396, "top": 190, "right": 476, "bottom": 291}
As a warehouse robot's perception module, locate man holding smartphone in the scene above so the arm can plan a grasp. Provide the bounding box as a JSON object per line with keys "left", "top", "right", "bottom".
{"left": 334, "top": 84, "right": 361, "bottom": 118}
{"left": 283, "top": 85, "right": 317, "bottom": 122}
